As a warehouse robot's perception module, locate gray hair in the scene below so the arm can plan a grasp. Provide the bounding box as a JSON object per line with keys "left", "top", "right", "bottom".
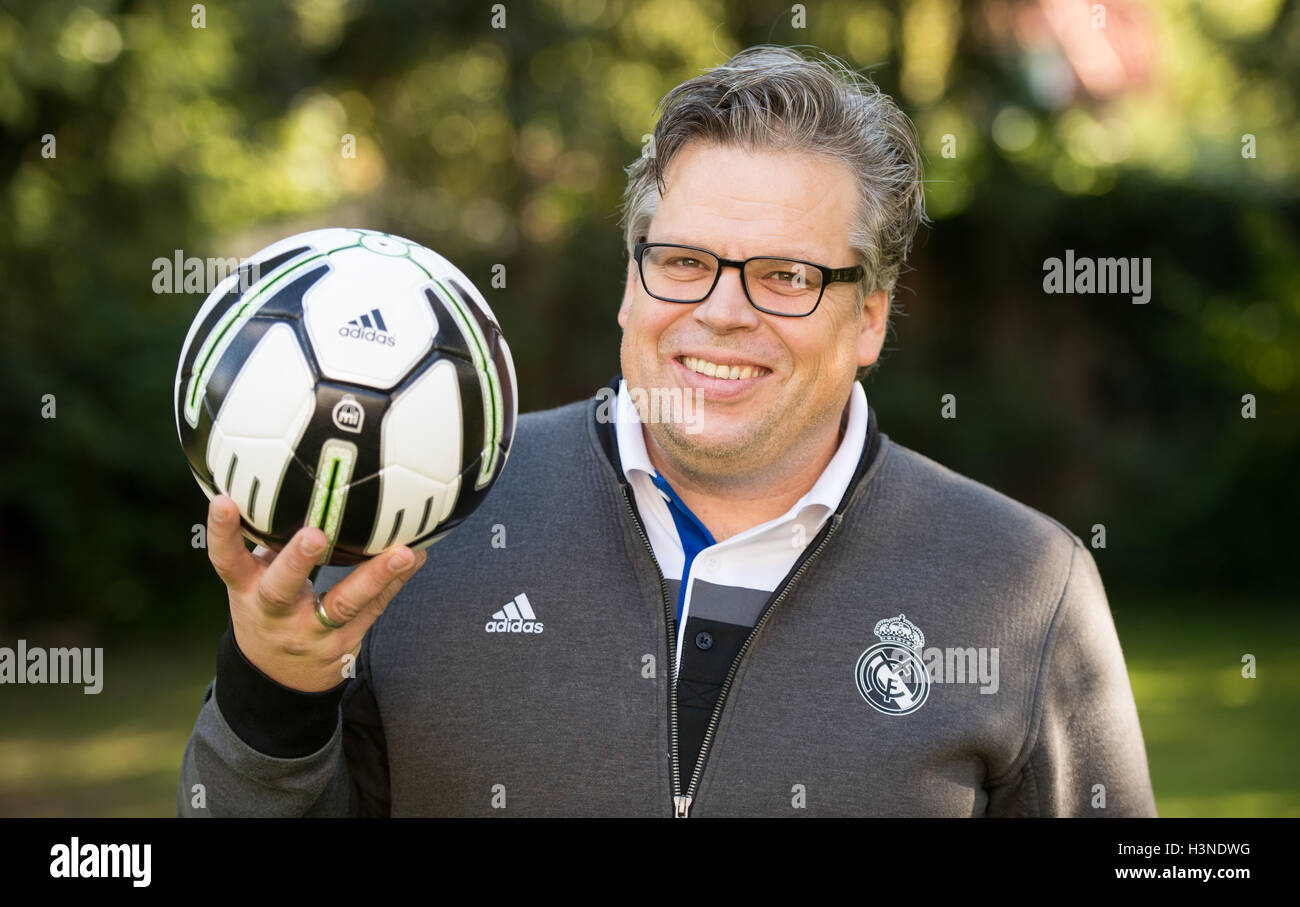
{"left": 619, "top": 45, "right": 928, "bottom": 373}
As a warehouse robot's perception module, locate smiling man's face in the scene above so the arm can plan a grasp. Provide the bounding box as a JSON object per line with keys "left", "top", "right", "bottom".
{"left": 618, "top": 140, "right": 888, "bottom": 486}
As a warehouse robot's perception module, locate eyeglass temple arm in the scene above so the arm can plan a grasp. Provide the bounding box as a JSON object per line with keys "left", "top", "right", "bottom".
{"left": 826, "top": 266, "right": 865, "bottom": 284}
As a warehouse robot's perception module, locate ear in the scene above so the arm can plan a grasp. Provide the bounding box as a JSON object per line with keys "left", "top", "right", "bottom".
{"left": 617, "top": 258, "right": 636, "bottom": 329}
{"left": 856, "top": 289, "right": 889, "bottom": 369}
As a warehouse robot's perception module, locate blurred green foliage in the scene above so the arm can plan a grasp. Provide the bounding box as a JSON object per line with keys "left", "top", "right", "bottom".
{"left": 0, "top": 0, "right": 1297, "bottom": 637}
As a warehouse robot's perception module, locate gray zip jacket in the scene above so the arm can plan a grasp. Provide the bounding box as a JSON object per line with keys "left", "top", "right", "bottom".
{"left": 177, "top": 385, "right": 1158, "bottom": 817}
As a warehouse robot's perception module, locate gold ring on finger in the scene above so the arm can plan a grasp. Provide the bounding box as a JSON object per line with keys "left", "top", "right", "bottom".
{"left": 315, "top": 594, "right": 345, "bottom": 630}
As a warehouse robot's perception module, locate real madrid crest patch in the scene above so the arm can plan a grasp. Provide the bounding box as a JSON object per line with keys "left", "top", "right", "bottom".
{"left": 854, "top": 614, "right": 930, "bottom": 716}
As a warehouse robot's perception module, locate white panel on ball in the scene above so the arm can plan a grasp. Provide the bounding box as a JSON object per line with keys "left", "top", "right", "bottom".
{"left": 302, "top": 246, "right": 435, "bottom": 390}
{"left": 211, "top": 434, "right": 296, "bottom": 527}
{"left": 208, "top": 324, "right": 315, "bottom": 532}
{"left": 365, "top": 358, "right": 464, "bottom": 552}
{"left": 207, "top": 431, "right": 298, "bottom": 533}
{"left": 212, "top": 324, "right": 315, "bottom": 441}
{"left": 364, "top": 467, "right": 457, "bottom": 554}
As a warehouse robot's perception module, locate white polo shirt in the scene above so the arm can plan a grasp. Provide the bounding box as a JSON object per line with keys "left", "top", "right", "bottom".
{"left": 614, "top": 378, "right": 869, "bottom": 673}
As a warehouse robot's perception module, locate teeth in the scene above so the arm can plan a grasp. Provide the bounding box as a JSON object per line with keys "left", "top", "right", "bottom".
{"left": 681, "top": 356, "right": 763, "bottom": 380}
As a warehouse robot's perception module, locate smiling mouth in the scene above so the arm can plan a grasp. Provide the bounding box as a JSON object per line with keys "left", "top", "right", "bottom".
{"left": 677, "top": 355, "right": 771, "bottom": 381}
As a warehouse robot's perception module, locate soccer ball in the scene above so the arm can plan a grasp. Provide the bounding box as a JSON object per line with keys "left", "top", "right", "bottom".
{"left": 173, "top": 228, "right": 517, "bottom": 565}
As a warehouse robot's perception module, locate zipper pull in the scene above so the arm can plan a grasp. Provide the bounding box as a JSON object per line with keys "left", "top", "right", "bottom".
{"left": 674, "top": 795, "right": 693, "bottom": 818}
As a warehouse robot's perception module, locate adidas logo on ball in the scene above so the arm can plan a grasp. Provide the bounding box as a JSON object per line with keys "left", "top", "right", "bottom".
{"left": 485, "top": 593, "right": 543, "bottom": 634}
{"left": 338, "top": 308, "right": 396, "bottom": 346}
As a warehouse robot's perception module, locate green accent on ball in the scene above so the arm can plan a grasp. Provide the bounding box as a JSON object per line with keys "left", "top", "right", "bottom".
{"left": 426, "top": 277, "right": 503, "bottom": 489}
{"left": 183, "top": 235, "right": 369, "bottom": 429}
{"left": 307, "top": 439, "right": 357, "bottom": 564}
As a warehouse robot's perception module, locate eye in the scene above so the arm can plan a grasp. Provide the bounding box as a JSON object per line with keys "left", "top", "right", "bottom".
{"left": 759, "top": 266, "right": 809, "bottom": 287}
{"left": 665, "top": 256, "right": 706, "bottom": 269}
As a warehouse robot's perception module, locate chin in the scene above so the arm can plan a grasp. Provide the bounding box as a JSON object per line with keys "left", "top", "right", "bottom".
{"left": 654, "top": 417, "right": 761, "bottom": 462}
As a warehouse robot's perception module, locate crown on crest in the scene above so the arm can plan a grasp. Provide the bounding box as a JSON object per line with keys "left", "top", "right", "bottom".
{"left": 873, "top": 614, "right": 924, "bottom": 651}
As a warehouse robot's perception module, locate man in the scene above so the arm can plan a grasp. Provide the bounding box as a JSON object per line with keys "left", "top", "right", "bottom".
{"left": 179, "top": 46, "right": 1157, "bottom": 817}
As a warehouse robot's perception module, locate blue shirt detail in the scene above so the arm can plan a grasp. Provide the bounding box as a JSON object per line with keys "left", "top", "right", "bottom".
{"left": 649, "top": 472, "right": 716, "bottom": 625}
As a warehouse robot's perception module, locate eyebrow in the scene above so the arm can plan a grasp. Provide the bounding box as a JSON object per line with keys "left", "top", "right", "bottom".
{"left": 647, "top": 236, "right": 826, "bottom": 262}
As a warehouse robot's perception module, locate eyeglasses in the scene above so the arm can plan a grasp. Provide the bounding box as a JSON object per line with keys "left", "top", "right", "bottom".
{"left": 632, "top": 239, "right": 865, "bottom": 317}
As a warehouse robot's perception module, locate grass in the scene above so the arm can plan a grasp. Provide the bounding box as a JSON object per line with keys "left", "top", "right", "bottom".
{"left": 1113, "top": 600, "right": 1300, "bottom": 817}
{"left": 0, "top": 631, "right": 220, "bottom": 817}
{"left": 1, "top": 604, "right": 1296, "bottom": 816}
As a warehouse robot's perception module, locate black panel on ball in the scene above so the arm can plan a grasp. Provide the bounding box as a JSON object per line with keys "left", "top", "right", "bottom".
{"left": 267, "top": 451, "right": 317, "bottom": 546}
{"left": 255, "top": 260, "right": 330, "bottom": 321}
{"left": 443, "top": 448, "right": 496, "bottom": 532}
{"left": 237, "top": 519, "right": 275, "bottom": 553}
{"left": 446, "top": 277, "right": 515, "bottom": 484}
{"left": 422, "top": 286, "right": 475, "bottom": 364}
{"left": 450, "top": 354, "right": 485, "bottom": 486}
{"left": 180, "top": 394, "right": 219, "bottom": 487}
{"left": 446, "top": 276, "right": 499, "bottom": 337}
{"left": 175, "top": 245, "right": 311, "bottom": 412}
{"left": 333, "top": 468, "right": 381, "bottom": 563}
{"left": 490, "top": 327, "right": 516, "bottom": 462}
{"left": 187, "top": 463, "right": 217, "bottom": 499}
{"left": 295, "top": 381, "right": 391, "bottom": 563}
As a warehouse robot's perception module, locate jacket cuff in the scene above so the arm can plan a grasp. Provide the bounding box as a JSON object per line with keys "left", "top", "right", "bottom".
{"left": 215, "top": 621, "right": 350, "bottom": 758}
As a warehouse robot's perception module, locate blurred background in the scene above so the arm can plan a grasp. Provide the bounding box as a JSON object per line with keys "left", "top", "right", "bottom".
{"left": 0, "top": 0, "right": 1296, "bottom": 816}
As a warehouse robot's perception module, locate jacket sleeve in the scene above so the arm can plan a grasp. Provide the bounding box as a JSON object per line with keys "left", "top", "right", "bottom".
{"left": 176, "top": 571, "right": 391, "bottom": 818}
{"left": 986, "top": 539, "right": 1158, "bottom": 817}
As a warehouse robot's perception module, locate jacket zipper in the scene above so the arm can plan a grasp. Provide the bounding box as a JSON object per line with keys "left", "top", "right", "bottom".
{"left": 620, "top": 485, "right": 684, "bottom": 817}
{"left": 621, "top": 482, "right": 844, "bottom": 818}
{"left": 679, "top": 512, "right": 843, "bottom": 816}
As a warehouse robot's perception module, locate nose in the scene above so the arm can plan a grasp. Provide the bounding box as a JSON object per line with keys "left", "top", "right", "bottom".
{"left": 693, "top": 264, "right": 759, "bottom": 331}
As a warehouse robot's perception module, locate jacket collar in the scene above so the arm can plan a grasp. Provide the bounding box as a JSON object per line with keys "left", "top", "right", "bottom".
{"left": 592, "top": 374, "right": 883, "bottom": 518}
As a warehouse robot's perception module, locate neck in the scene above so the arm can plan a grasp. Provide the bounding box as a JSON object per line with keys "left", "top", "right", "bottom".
{"left": 642, "top": 405, "right": 848, "bottom": 542}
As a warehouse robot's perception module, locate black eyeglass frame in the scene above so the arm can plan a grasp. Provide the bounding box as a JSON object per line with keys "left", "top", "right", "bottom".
{"left": 632, "top": 239, "right": 865, "bottom": 318}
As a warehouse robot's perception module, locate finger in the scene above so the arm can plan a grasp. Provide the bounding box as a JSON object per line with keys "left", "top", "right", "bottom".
{"left": 328, "top": 550, "right": 426, "bottom": 637}
{"left": 207, "top": 495, "right": 258, "bottom": 591}
{"left": 256, "top": 526, "right": 329, "bottom": 614}
{"left": 321, "top": 547, "right": 425, "bottom": 627}
{"left": 366, "top": 549, "right": 427, "bottom": 615}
